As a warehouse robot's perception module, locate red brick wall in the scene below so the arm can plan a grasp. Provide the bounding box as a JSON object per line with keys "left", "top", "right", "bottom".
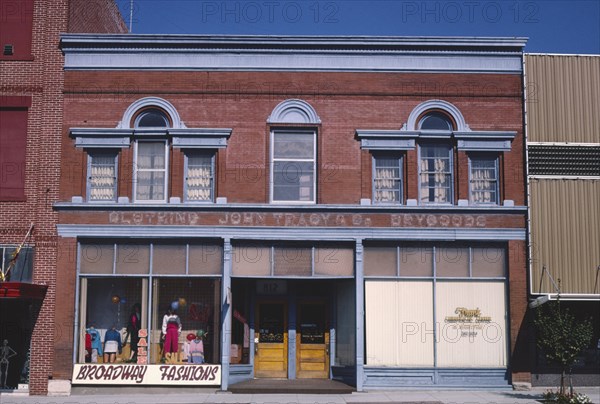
{"left": 0, "top": 0, "right": 70, "bottom": 394}
{"left": 0, "top": 0, "right": 128, "bottom": 395}
{"left": 508, "top": 239, "right": 531, "bottom": 383}
{"left": 68, "top": 0, "right": 127, "bottom": 33}
{"left": 62, "top": 71, "right": 525, "bottom": 205}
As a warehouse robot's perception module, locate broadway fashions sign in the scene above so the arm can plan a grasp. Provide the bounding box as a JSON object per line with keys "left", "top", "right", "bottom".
{"left": 72, "top": 364, "right": 221, "bottom": 385}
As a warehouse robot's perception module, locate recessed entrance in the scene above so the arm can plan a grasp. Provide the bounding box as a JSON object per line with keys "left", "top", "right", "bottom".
{"left": 254, "top": 301, "right": 287, "bottom": 378}
{"left": 297, "top": 302, "right": 329, "bottom": 379}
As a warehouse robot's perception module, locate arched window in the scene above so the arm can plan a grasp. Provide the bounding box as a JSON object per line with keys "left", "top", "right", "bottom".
{"left": 129, "top": 107, "right": 172, "bottom": 202}
{"left": 134, "top": 108, "right": 170, "bottom": 128}
{"left": 269, "top": 100, "right": 320, "bottom": 204}
{"left": 418, "top": 111, "right": 454, "bottom": 131}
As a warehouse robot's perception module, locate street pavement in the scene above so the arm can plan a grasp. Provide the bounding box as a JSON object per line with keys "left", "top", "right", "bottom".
{"left": 2, "top": 387, "right": 600, "bottom": 404}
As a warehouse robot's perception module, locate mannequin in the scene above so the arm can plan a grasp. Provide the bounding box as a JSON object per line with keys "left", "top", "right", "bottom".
{"left": 126, "top": 303, "right": 141, "bottom": 362}
{"left": 161, "top": 307, "right": 181, "bottom": 363}
{"left": 103, "top": 325, "right": 122, "bottom": 363}
{"left": 1, "top": 340, "right": 17, "bottom": 389}
{"left": 189, "top": 330, "right": 206, "bottom": 364}
{"left": 86, "top": 325, "right": 102, "bottom": 363}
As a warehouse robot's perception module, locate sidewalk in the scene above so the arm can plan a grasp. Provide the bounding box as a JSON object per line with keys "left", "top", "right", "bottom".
{"left": 2, "top": 387, "right": 599, "bottom": 404}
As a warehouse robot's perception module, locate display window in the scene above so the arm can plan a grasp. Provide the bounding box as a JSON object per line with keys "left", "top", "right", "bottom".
{"left": 78, "top": 278, "right": 147, "bottom": 364}
{"left": 150, "top": 278, "right": 221, "bottom": 364}
{"left": 364, "top": 242, "right": 508, "bottom": 369}
{"left": 77, "top": 241, "right": 222, "bottom": 366}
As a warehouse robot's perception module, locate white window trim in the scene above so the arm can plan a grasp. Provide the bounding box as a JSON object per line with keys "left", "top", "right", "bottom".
{"left": 372, "top": 153, "right": 403, "bottom": 205}
{"left": 270, "top": 129, "right": 317, "bottom": 204}
{"left": 133, "top": 140, "right": 169, "bottom": 203}
{"left": 86, "top": 151, "right": 118, "bottom": 202}
{"left": 468, "top": 154, "right": 500, "bottom": 205}
{"left": 418, "top": 143, "right": 454, "bottom": 205}
{"left": 184, "top": 150, "right": 215, "bottom": 203}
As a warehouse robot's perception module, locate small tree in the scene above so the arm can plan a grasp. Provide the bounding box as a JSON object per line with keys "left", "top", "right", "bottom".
{"left": 533, "top": 297, "right": 593, "bottom": 395}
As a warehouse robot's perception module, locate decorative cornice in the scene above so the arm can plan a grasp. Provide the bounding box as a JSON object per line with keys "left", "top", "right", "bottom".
{"left": 455, "top": 131, "right": 516, "bottom": 151}
{"left": 60, "top": 35, "right": 526, "bottom": 73}
{"left": 118, "top": 97, "right": 185, "bottom": 129}
{"left": 268, "top": 99, "right": 321, "bottom": 124}
{"left": 356, "top": 130, "right": 418, "bottom": 150}
{"left": 56, "top": 224, "right": 526, "bottom": 241}
{"left": 54, "top": 201, "right": 527, "bottom": 213}
{"left": 60, "top": 34, "right": 528, "bottom": 50}
{"left": 70, "top": 127, "right": 232, "bottom": 149}
{"left": 405, "top": 99, "right": 469, "bottom": 131}
{"left": 70, "top": 128, "right": 133, "bottom": 148}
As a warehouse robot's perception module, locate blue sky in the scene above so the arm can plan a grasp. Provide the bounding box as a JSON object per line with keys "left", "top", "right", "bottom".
{"left": 116, "top": 0, "right": 600, "bottom": 54}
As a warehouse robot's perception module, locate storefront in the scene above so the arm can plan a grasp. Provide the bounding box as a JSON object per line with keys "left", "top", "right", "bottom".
{"left": 66, "top": 233, "right": 517, "bottom": 390}
{"left": 0, "top": 282, "right": 47, "bottom": 391}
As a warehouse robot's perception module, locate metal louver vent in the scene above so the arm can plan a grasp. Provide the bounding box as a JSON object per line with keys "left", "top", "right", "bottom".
{"left": 529, "top": 145, "right": 600, "bottom": 176}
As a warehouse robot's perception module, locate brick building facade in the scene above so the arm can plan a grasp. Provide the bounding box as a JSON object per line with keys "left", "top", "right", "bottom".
{"left": 0, "top": 0, "right": 126, "bottom": 395}
{"left": 53, "top": 35, "right": 532, "bottom": 392}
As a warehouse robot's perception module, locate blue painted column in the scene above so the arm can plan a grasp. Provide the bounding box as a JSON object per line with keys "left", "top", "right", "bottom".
{"left": 355, "top": 239, "right": 364, "bottom": 391}
{"left": 221, "top": 238, "right": 232, "bottom": 390}
{"left": 288, "top": 286, "right": 297, "bottom": 379}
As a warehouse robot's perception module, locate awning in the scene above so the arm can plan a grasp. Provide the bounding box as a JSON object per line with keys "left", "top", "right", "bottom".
{"left": 0, "top": 282, "right": 47, "bottom": 300}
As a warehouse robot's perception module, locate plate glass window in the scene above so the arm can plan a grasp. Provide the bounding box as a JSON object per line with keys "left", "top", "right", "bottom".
{"left": 271, "top": 130, "right": 316, "bottom": 203}
{"left": 373, "top": 155, "right": 402, "bottom": 204}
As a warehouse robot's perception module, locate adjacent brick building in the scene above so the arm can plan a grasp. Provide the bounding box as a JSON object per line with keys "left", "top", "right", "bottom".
{"left": 55, "top": 35, "right": 531, "bottom": 391}
{"left": 0, "top": 0, "right": 126, "bottom": 395}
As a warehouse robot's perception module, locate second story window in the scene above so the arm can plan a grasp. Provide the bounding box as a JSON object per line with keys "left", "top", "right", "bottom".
{"left": 419, "top": 144, "right": 453, "bottom": 204}
{"left": 271, "top": 130, "right": 316, "bottom": 203}
{"left": 373, "top": 154, "right": 403, "bottom": 204}
{"left": 88, "top": 151, "right": 118, "bottom": 202}
{"left": 469, "top": 154, "right": 499, "bottom": 205}
{"left": 185, "top": 151, "right": 214, "bottom": 202}
{"left": 418, "top": 111, "right": 454, "bottom": 205}
{"left": 134, "top": 141, "right": 168, "bottom": 202}
{"left": 133, "top": 108, "right": 170, "bottom": 203}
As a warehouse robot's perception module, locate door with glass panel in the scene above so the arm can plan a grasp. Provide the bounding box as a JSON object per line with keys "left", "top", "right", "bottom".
{"left": 254, "top": 301, "right": 288, "bottom": 378}
{"left": 296, "top": 302, "right": 329, "bottom": 379}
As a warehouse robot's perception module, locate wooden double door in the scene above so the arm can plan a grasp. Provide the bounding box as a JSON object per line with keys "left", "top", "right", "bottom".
{"left": 254, "top": 301, "right": 329, "bottom": 379}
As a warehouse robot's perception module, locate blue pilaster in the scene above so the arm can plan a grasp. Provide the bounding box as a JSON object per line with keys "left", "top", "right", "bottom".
{"left": 221, "top": 238, "right": 232, "bottom": 390}
{"left": 355, "top": 239, "right": 364, "bottom": 391}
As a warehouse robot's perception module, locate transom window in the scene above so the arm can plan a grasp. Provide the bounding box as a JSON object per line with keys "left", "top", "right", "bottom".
{"left": 271, "top": 130, "right": 316, "bottom": 203}
{"left": 134, "top": 108, "right": 170, "bottom": 128}
{"left": 373, "top": 154, "right": 403, "bottom": 204}
{"left": 418, "top": 111, "right": 454, "bottom": 131}
{"left": 469, "top": 154, "right": 499, "bottom": 205}
{"left": 419, "top": 144, "right": 453, "bottom": 204}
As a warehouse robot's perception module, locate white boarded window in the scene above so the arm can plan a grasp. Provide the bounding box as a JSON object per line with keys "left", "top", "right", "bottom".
{"left": 366, "top": 280, "right": 434, "bottom": 366}
{"left": 185, "top": 151, "right": 214, "bottom": 202}
{"left": 436, "top": 281, "right": 507, "bottom": 367}
{"left": 87, "top": 151, "right": 117, "bottom": 202}
{"left": 271, "top": 130, "right": 316, "bottom": 203}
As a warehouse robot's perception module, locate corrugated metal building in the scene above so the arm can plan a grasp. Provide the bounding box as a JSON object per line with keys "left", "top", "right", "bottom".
{"left": 525, "top": 54, "right": 600, "bottom": 386}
